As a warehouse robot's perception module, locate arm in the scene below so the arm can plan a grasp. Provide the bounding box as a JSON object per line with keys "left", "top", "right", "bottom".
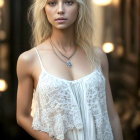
{"left": 99, "top": 49, "right": 123, "bottom": 140}
{"left": 16, "top": 52, "right": 53, "bottom": 140}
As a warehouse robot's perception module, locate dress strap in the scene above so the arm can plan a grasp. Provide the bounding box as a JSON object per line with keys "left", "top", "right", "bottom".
{"left": 34, "top": 47, "right": 45, "bottom": 70}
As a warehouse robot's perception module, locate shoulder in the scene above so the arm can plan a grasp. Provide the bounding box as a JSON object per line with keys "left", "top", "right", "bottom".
{"left": 17, "top": 47, "right": 37, "bottom": 67}
{"left": 93, "top": 47, "right": 108, "bottom": 63}
{"left": 16, "top": 48, "right": 37, "bottom": 78}
{"left": 93, "top": 47, "right": 109, "bottom": 74}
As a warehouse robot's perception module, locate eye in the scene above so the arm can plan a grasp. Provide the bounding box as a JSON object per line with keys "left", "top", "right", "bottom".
{"left": 47, "top": 1, "right": 56, "bottom": 6}
{"left": 65, "top": 0, "right": 74, "bottom": 5}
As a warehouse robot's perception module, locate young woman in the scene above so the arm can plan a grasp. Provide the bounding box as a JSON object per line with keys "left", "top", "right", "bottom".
{"left": 16, "top": 0, "right": 123, "bottom": 140}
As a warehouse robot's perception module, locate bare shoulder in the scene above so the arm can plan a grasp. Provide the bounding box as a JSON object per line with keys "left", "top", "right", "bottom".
{"left": 16, "top": 48, "right": 37, "bottom": 77}
{"left": 17, "top": 48, "right": 36, "bottom": 63}
{"left": 93, "top": 46, "right": 107, "bottom": 61}
{"left": 93, "top": 47, "right": 109, "bottom": 76}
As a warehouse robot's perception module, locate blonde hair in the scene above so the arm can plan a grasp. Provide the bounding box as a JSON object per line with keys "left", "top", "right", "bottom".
{"left": 28, "top": 0, "right": 99, "bottom": 68}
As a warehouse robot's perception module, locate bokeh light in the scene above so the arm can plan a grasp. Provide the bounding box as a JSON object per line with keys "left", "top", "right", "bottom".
{"left": 102, "top": 42, "right": 115, "bottom": 53}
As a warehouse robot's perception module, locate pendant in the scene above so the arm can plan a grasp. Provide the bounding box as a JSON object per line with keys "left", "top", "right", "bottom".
{"left": 66, "top": 61, "right": 72, "bottom": 67}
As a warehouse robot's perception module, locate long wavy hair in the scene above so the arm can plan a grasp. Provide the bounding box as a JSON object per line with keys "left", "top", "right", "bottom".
{"left": 28, "top": 0, "right": 99, "bottom": 68}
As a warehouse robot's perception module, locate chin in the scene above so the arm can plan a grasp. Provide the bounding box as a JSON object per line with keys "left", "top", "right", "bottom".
{"left": 56, "top": 26, "right": 69, "bottom": 30}
{"left": 54, "top": 23, "right": 75, "bottom": 30}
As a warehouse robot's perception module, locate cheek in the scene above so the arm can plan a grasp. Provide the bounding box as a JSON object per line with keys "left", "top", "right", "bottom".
{"left": 70, "top": 7, "right": 79, "bottom": 20}
{"left": 45, "top": 8, "right": 53, "bottom": 21}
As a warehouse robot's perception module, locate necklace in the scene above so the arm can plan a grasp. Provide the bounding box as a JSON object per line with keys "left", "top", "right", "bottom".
{"left": 49, "top": 38, "right": 77, "bottom": 68}
{"left": 50, "top": 37, "right": 77, "bottom": 60}
{"left": 51, "top": 39, "right": 77, "bottom": 60}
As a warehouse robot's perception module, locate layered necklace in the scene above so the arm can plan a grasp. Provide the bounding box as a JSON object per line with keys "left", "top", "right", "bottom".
{"left": 49, "top": 37, "right": 77, "bottom": 68}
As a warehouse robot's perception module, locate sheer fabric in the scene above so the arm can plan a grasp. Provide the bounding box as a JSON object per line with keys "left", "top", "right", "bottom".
{"left": 31, "top": 48, "right": 114, "bottom": 140}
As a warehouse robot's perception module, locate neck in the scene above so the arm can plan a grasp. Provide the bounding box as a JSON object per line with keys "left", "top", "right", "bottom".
{"left": 50, "top": 26, "right": 76, "bottom": 52}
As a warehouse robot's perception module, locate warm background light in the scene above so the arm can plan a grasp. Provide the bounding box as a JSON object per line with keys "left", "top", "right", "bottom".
{"left": 0, "top": 0, "right": 4, "bottom": 8}
{"left": 0, "top": 30, "right": 6, "bottom": 40}
{"left": 116, "top": 45, "right": 124, "bottom": 57}
{"left": 102, "top": 42, "right": 115, "bottom": 53}
{"left": 93, "top": 0, "right": 112, "bottom": 6}
{"left": 0, "top": 79, "right": 8, "bottom": 92}
{"left": 112, "top": 0, "right": 120, "bottom": 6}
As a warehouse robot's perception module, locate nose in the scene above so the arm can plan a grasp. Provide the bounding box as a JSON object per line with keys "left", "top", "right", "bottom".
{"left": 57, "top": 2, "right": 64, "bottom": 15}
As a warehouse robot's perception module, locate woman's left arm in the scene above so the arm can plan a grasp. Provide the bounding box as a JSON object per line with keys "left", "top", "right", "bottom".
{"left": 99, "top": 48, "right": 123, "bottom": 140}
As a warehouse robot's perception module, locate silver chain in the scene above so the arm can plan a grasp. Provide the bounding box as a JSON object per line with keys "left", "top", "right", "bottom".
{"left": 50, "top": 37, "right": 77, "bottom": 60}
{"left": 49, "top": 37, "right": 77, "bottom": 68}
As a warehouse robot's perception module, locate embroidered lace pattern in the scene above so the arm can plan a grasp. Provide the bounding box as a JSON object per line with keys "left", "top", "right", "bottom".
{"left": 31, "top": 69, "right": 85, "bottom": 140}
{"left": 31, "top": 65, "right": 113, "bottom": 140}
{"left": 85, "top": 69, "right": 113, "bottom": 140}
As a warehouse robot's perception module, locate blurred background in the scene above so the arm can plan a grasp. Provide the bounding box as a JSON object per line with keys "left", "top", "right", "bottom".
{"left": 0, "top": 0, "right": 139, "bottom": 139}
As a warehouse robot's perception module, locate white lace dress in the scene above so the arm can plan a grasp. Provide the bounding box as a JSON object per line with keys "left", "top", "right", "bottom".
{"left": 31, "top": 48, "right": 114, "bottom": 140}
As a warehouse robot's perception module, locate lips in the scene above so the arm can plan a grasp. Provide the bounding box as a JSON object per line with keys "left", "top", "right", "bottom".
{"left": 55, "top": 17, "right": 67, "bottom": 23}
{"left": 55, "top": 17, "right": 67, "bottom": 20}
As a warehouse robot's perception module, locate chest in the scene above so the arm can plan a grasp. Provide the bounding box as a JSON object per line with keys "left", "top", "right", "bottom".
{"left": 34, "top": 48, "right": 93, "bottom": 84}
{"left": 36, "top": 68, "right": 105, "bottom": 97}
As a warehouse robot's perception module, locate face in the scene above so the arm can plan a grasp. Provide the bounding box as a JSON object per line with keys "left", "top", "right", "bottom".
{"left": 44, "top": 0, "right": 79, "bottom": 29}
